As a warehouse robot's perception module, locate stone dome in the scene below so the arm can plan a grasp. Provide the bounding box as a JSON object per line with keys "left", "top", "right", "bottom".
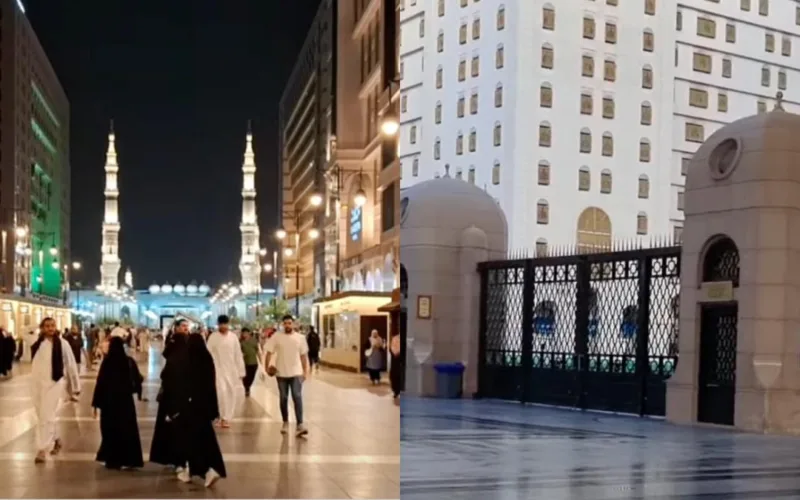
{"left": 400, "top": 177, "right": 507, "bottom": 248}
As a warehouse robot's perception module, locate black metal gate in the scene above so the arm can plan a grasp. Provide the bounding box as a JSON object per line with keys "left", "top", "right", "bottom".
{"left": 477, "top": 245, "right": 680, "bottom": 416}
{"left": 697, "top": 237, "right": 740, "bottom": 425}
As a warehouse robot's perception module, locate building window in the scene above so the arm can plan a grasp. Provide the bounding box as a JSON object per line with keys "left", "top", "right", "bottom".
{"left": 642, "top": 29, "right": 654, "bottom": 51}
{"left": 778, "top": 70, "right": 787, "bottom": 90}
{"left": 471, "top": 55, "right": 480, "bottom": 77}
{"left": 539, "top": 123, "right": 552, "bottom": 147}
{"left": 718, "top": 93, "right": 728, "bottom": 112}
{"left": 583, "top": 17, "right": 596, "bottom": 39}
{"left": 604, "top": 59, "right": 616, "bottom": 82}
{"left": 435, "top": 102, "right": 442, "bottom": 123}
{"left": 543, "top": 5, "right": 555, "bottom": 30}
{"left": 437, "top": 32, "right": 444, "bottom": 52}
{"left": 759, "top": 0, "right": 768, "bottom": 16}
{"left": 537, "top": 200, "right": 549, "bottom": 224}
{"left": 685, "top": 122, "right": 705, "bottom": 143}
{"left": 676, "top": 11, "right": 683, "bottom": 31}
{"left": 538, "top": 161, "right": 550, "bottom": 186}
{"left": 742, "top": 0, "right": 751, "bottom": 11}
{"left": 536, "top": 239, "right": 548, "bottom": 257}
{"left": 497, "top": 5, "right": 506, "bottom": 30}
{"left": 580, "top": 92, "right": 593, "bottom": 115}
{"left": 410, "top": 126, "right": 418, "bottom": 144}
{"left": 722, "top": 24, "right": 735, "bottom": 44}
{"left": 582, "top": 55, "right": 594, "bottom": 77}
{"left": 645, "top": 0, "right": 656, "bottom": 15}
{"left": 673, "top": 225, "right": 683, "bottom": 244}
{"left": 460, "top": 0, "right": 468, "bottom": 6}
{"left": 401, "top": 95, "right": 408, "bottom": 112}
{"left": 436, "top": 67, "right": 443, "bottom": 88}
{"left": 761, "top": 66, "right": 771, "bottom": 86}
{"left": 456, "top": 133, "right": 464, "bottom": 155}
{"left": 468, "top": 167, "right": 476, "bottom": 184}
{"left": 455, "top": 168, "right": 463, "bottom": 180}
{"left": 469, "top": 129, "right": 477, "bottom": 151}
{"left": 458, "top": 60, "right": 466, "bottom": 81}
{"left": 639, "top": 139, "right": 651, "bottom": 162}
{"left": 578, "top": 167, "right": 591, "bottom": 191}
{"left": 765, "top": 33, "right": 775, "bottom": 53}
{"left": 697, "top": 18, "right": 716, "bottom": 38}
{"left": 602, "top": 97, "right": 615, "bottom": 119}
{"left": 434, "top": 138, "right": 440, "bottom": 159}
{"left": 637, "top": 213, "right": 648, "bottom": 235}
{"left": 677, "top": 192, "right": 685, "bottom": 211}
{"left": 600, "top": 169, "right": 612, "bottom": 194}
{"left": 782, "top": 36, "right": 791, "bottom": 56}
{"left": 681, "top": 157, "right": 690, "bottom": 176}
{"left": 470, "top": 92, "right": 478, "bottom": 114}
{"left": 605, "top": 22, "right": 617, "bottom": 44}
{"left": 757, "top": 100, "right": 767, "bottom": 113}
{"left": 540, "top": 84, "right": 553, "bottom": 108}
{"left": 495, "top": 84, "right": 504, "bottom": 107}
{"left": 459, "top": 23, "right": 467, "bottom": 44}
{"left": 457, "top": 96, "right": 465, "bottom": 117}
{"left": 437, "top": 0, "right": 444, "bottom": 16}
{"left": 602, "top": 132, "right": 614, "bottom": 157}
{"left": 580, "top": 128, "right": 592, "bottom": 153}
{"left": 492, "top": 161, "right": 501, "bottom": 185}
{"left": 493, "top": 123, "right": 502, "bottom": 146}
{"left": 722, "top": 58, "right": 732, "bottom": 78}
{"left": 419, "top": 18, "right": 425, "bottom": 37}
{"left": 542, "top": 44, "right": 554, "bottom": 69}
{"left": 689, "top": 88, "right": 708, "bottom": 108}
{"left": 638, "top": 175, "right": 650, "bottom": 199}
{"left": 495, "top": 45, "right": 505, "bottom": 68}
{"left": 607, "top": 0, "right": 618, "bottom": 5}
{"left": 693, "top": 53, "right": 712, "bottom": 74}
{"left": 640, "top": 102, "right": 652, "bottom": 125}
{"left": 472, "top": 17, "right": 481, "bottom": 40}
{"left": 412, "top": 158, "right": 419, "bottom": 177}
{"left": 642, "top": 66, "right": 653, "bottom": 89}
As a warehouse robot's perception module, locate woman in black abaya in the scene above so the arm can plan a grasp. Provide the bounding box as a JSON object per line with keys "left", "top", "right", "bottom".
{"left": 149, "top": 323, "right": 188, "bottom": 468}
{"left": 167, "top": 333, "right": 226, "bottom": 487}
{"left": 92, "top": 337, "right": 143, "bottom": 469}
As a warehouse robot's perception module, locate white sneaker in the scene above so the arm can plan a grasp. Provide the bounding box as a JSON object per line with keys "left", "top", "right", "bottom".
{"left": 204, "top": 468, "right": 221, "bottom": 488}
{"left": 296, "top": 424, "right": 309, "bottom": 437}
{"left": 177, "top": 469, "right": 191, "bottom": 483}
{"left": 280, "top": 423, "right": 289, "bottom": 434}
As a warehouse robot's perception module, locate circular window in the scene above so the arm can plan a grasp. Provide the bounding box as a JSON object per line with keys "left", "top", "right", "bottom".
{"left": 709, "top": 138, "right": 741, "bottom": 180}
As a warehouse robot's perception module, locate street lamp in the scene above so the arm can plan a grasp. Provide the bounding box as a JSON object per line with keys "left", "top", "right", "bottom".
{"left": 309, "top": 228, "right": 320, "bottom": 240}
{"left": 353, "top": 189, "right": 367, "bottom": 207}
{"left": 48, "top": 245, "right": 58, "bottom": 257}
{"left": 275, "top": 229, "right": 287, "bottom": 240}
{"left": 14, "top": 226, "right": 27, "bottom": 238}
{"left": 72, "top": 261, "right": 82, "bottom": 270}
{"left": 284, "top": 248, "right": 294, "bottom": 257}
{"left": 309, "top": 192, "right": 324, "bottom": 207}
{"left": 380, "top": 111, "right": 399, "bottom": 137}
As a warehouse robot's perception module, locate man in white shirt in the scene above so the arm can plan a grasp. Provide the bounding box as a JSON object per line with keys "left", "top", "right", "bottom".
{"left": 206, "top": 315, "right": 246, "bottom": 428}
{"left": 264, "top": 314, "right": 309, "bottom": 437}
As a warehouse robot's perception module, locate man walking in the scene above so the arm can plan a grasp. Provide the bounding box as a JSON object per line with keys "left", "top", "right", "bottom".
{"left": 264, "top": 314, "right": 309, "bottom": 437}
{"left": 239, "top": 328, "right": 259, "bottom": 397}
{"left": 206, "top": 315, "right": 245, "bottom": 428}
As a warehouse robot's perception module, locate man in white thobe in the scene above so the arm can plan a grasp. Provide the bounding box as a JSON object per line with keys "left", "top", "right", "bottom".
{"left": 206, "top": 315, "right": 245, "bottom": 428}
{"left": 31, "top": 317, "right": 80, "bottom": 464}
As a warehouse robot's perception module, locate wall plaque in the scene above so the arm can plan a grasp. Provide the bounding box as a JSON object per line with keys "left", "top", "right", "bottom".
{"left": 699, "top": 281, "right": 734, "bottom": 302}
{"left": 417, "top": 295, "right": 432, "bottom": 319}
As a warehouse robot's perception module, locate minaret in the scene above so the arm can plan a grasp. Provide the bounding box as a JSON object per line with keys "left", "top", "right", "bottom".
{"left": 100, "top": 120, "right": 121, "bottom": 291}
{"left": 239, "top": 120, "right": 260, "bottom": 293}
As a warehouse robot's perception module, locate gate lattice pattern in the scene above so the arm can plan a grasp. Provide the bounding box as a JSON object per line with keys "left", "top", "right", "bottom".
{"left": 478, "top": 246, "right": 681, "bottom": 416}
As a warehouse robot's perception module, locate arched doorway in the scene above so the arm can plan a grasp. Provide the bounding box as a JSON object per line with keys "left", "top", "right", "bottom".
{"left": 697, "top": 236, "right": 739, "bottom": 426}
{"left": 576, "top": 207, "right": 612, "bottom": 253}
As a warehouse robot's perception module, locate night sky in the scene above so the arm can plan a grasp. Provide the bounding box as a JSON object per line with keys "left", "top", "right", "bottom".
{"left": 24, "top": 0, "right": 320, "bottom": 289}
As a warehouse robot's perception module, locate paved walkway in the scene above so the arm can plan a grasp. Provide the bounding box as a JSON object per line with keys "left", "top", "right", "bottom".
{"left": 402, "top": 398, "right": 800, "bottom": 500}
{"left": 0, "top": 347, "right": 399, "bottom": 499}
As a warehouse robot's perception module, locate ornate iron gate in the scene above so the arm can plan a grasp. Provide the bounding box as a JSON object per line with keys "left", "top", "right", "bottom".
{"left": 477, "top": 246, "right": 681, "bottom": 416}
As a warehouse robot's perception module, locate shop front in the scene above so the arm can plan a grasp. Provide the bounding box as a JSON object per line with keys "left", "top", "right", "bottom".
{"left": 312, "top": 291, "right": 391, "bottom": 372}
{"left": 378, "top": 287, "right": 404, "bottom": 391}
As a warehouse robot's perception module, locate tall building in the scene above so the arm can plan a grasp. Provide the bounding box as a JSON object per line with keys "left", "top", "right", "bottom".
{"left": 239, "top": 121, "right": 261, "bottom": 293}
{"left": 398, "top": 0, "right": 800, "bottom": 253}
{"left": 0, "top": 0, "right": 70, "bottom": 298}
{"left": 278, "top": 0, "right": 336, "bottom": 309}
{"left": 327, "top": 0, "right": 400, "bottom": 294}
{"left": 100, "top": 121, "right": 120, "bottom": 291}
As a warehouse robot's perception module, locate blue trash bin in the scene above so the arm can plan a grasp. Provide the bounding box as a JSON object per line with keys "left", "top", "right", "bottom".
{"left": 434, "top": 362, "right": 465, "bottom": 398}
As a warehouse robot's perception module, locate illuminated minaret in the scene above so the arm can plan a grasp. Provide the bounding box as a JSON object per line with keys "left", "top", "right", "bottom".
{"left": 100, "top": 120, "right": 121, "bottom": 291}
{"left": 239, "top": 120, "right": 260, "bottom": 293}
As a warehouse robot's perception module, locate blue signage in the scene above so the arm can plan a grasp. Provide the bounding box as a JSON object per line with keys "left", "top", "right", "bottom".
{"left": 350, "top": 207, "right": 362, "bottom": 241}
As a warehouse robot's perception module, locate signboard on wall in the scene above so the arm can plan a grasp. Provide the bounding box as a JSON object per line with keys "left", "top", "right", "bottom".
{"left": 350, "top": 207, "right": 362, "bottom": 241}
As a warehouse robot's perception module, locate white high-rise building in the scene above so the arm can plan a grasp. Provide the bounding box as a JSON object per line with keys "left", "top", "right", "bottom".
{"left": 239, "top": 121, "right": 261, "bottom": 293}
{"left": 100, "top": 121, "right": 121, "bottom": 291}
{"left": 398, "top": 0, "right": 800, "bottom": 253}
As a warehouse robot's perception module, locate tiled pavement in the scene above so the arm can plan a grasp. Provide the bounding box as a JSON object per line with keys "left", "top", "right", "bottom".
{"left": 0, "top": 347, "right": 399, "bottom": 499}
{"left": 401, "top": 398, "right": 800, "bottom": 500}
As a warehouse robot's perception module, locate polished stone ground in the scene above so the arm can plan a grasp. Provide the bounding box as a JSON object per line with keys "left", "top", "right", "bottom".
{"left": 0, "top": 347, "right": 399, "bottom": 499}
{"left": 401, "top": 398, "right": 800, "bottom": 500}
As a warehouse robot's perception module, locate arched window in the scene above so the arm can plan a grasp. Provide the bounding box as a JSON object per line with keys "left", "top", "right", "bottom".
{"left": 434, "top": 101, "right": 442, "bottom": 123}
{"left": 541, "top": 43, "right": 554, "bottom": 69}
{"left": 642, "top": 64, "right": 653, "bottom": 88}
{"left": 538, "top": 160, "right": 550, "bottom": 186}
{"left": 602, "top": 132, "right": 614, "bottom": 157}
{"left": 495, "top": 44, "right": 505, "bottom": 68}
{"left": 542, "top": 4, "right": 555, "bottom": 30}
{"left": 537, "top": 199, "right": 549, "bottom": 224}
{"left": 540, "top": 82, "right": 553, "bottom": 108}
{"left": 638, "top": 175, "right": 650, "bottom": 198}
{"left": 535, "top": 238, "right": 548, "bottom": 257}
{"left": 456, "top": 132, "right": 464, "bottom": 155}
{"left": 539, "top": 122, "right": 552, "bottom": 147}
{"left": 492, "top": 161, "right": 501, "bottom": 185}
{"left": 637, "top": 212, "right": 648, "bottom": 235}
{"left": 434, "top": 138, "right": 441, "bottom": 159}
{"left": 642, "top": 28, "right": 654, "bottom": 51}
{"left": 493, "top": 122, "right": 502, "bottom": 146}
{"left": 468, "top": 166, "right": 476, "bottom": 184}
{"left": 576, "top": 207, "right": 612, "bottom": 252}
{"left": 600, "top": 169, "right": 612, "bottom": 194}
{"left": 639, "top": 139, "right": 651, "bottom": 162}
{"left": 468, "top": 128, "right": 477, "bottom": 151}
{"left": 578, "top": 166, "right": 590, "bottom": 191}
{"left": 497, "top": 5, "right": 506, "bottom": 30}
{"left": 495, "top": 83, "right": 504, "bottom": 107}
{"left": 640, "top": 101, "right": 652, "bottom": 125}
{"left": 580, "top": 127, "right": 592, "bottom": 153}
{"left": 412, "top": 158, "right": 419, "bottom": 177}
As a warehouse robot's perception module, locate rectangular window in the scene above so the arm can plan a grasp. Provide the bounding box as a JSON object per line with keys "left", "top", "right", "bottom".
{"left": 765, "top": 33, "right": 775, "bottom": 53}
{"left": 681, "top": 158, "right": 690, "bottom": 176}
{"left": 642, "top": 67, "right": 653, "bottom": 89}
{"left": 602, "top": 97, "right": 615, "bottom": 118}
{"left": 722, "top": 58, "right": 732, "bottom": 78}
{"left": 540, "top": 86, "right": 553, "bottom": 108}
{"left": 605, "top": 23, "right": 617, "bottom": 44}
{"left": 685, "top": 123, "right": 705, "bottom": 143}
{"left": 604, "top": 60, "right": 616, "bottom": 82}
{"left": 542, "top": 47, "right": 554, "bottom": 69}
{"left": 693, "top": 52, "right": 712, "bottom": 74}
{"left": 757, "top": 100, "right": 767, "bottom": 113}
{"left": 581, "top": 93, "right": 593, "bottom": 115}
{"left": 779, "top": 71, "right": 787, "bottom": 90}
{"left": 782, "top": 37, "right": 792, "bottom": 57}
{"left": 718, "top": 92, "right": 728, "bottom": 112}
{"left": 741, "top": 0, "right": 751, "bottom": 11}
{"left": 726, "top": 24, "right": 736, "bottom": 43}
{"left": 759, "top": 0, "right": 768, "bottom": 16}
{"left": 471, "top": 56, "right": 480, "bottom": 77}
{"left": 762, "top": 67, "right": 771, "bottom": 86}
{"left": 543, "top": 8, "right": 555, "bottom": 30}
{"left": 582, "top": 56, "right": 594, "bottom": 77}
{"left": 689, "top": 88, "right": 709, "bottom": 108}
{"left": 645, "top": 0, "right": 656, "bottom": 15}
{"left": 640, "top": 104, "right": 652, "bottom": 125}
{"left": 697, "top": 18, "right": 716, "bottom": 38}
{"left": 583, "top": 18, "right": 595, "bottom": 39}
